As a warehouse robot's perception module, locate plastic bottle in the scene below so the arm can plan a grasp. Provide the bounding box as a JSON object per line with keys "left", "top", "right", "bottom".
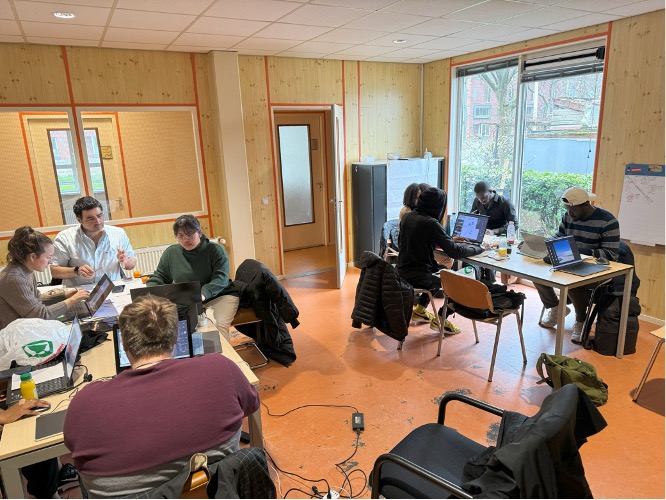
{"left": 506, "top": 221, "right": 516, "bottom": 245}
{"left": 423, "top": 148, "right": 432, "bottom": 159}
{"left": 498, "top": 236, "right": 508, "bottom": 259}
{"left": 20, "top": 372, "right": 38, "bottom": 400}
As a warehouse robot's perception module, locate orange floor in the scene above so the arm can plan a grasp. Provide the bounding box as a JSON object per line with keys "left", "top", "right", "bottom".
{"left": 283, "top": 245, "right": 336, "bottom": 277}
{"left": 250, "top": 268, "right": 664, "bottom": 499}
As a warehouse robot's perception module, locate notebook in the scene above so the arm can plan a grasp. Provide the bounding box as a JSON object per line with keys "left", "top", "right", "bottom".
{"left": 9, "top": 317, "right": 83, "bottom": 404}
{"left": 517, "top": 232, "right": 548, "bottom": 259}
{"left": 544, "top": 236, "right": 611, "bottom": 277}
{"left": 62, "top": 274, "right": 115, "bottom": 321}
{"left": 452, "top": 212, "right": 490, "bottom": 244}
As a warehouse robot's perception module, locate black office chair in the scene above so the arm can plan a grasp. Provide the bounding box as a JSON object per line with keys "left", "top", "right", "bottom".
{"left": 371, "top": 384, "right": 607, "bottom": 498}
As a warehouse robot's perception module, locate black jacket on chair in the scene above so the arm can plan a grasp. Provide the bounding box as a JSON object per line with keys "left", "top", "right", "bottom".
{"left": 234, "top": 259, "right": 299, "bottom": 367}
{"left": 351, "top": 251, "right": 414, "bottom": 342}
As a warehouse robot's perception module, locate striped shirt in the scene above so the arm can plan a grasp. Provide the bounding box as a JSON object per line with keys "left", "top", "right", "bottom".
{"left": 555, "top": 207, "right": 620, "bottom": 261}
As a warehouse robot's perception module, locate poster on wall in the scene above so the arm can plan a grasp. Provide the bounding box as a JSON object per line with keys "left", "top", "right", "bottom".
{"left": 618, "top": 163, "right": 665, "bottom": 246}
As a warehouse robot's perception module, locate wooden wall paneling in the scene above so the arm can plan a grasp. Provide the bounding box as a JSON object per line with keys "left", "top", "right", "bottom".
{"left": 343, "top": 61, "right": 359, "bottom": 263}
{"left": 0, "top": 43, "right": 69, "bottom": 104}
{"left": 120, "top": 219, "right": 209, "bottom": 250}
{"left": 0, "top": 112, "right": 41, "bottom": 231}
{"left": 267, "top": 57, "right": 343, "bottom": 105}
{"left": 423, "top": 59, "right": 451, "bottom": 160}
{"left": 359, "top": 62, "right": 421, "bottom": 160}
{"left": 596, "top": 10, "right": 665, "bottom": 319}
{"left": 66, "top": 47, "right": 195, "bottom": 104}
{"left": 238, "top": 56, "right": 280, "bottom": 273}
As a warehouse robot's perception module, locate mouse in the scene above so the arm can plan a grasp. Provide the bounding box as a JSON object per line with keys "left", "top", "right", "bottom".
{"left": 32, "top": 402, "right": 51, "bottom": 413}
{"left": 596, "top": 256, "right": 609, "bottom": 265}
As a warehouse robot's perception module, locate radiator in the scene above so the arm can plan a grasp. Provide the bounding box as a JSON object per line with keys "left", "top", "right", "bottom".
{"left": 133, "top": 244, "right": 170, "bottom": 275}
{"left": 35, "top": 268, "right": 53, "bottom": 286}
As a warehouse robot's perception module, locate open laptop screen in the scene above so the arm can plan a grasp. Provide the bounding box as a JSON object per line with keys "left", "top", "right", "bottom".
{"left": 65, "top": 317, "right": 83, "bottom": 381}
{"left": 452, "top": 212, "right": 490, "bottom": 244}
{"left": 86, "top": 274, "right": 114, "bottom": 314}
{"left": 114, "top": 319, "right": 191, "bottom": 372}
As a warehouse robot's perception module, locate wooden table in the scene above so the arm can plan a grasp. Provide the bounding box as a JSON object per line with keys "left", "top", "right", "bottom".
{"left": 0, "top": 299, "right": 263, "bottom": 498}
{"left": 461, "top": 252, "right": 634, "bottom": 358}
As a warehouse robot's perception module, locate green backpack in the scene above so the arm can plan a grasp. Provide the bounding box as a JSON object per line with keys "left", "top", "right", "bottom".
{"left": 536, "top": 353, "right": 609, "bottom": 406}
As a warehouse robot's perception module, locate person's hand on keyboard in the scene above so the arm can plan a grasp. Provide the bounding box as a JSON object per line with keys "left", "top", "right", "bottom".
{"left": 452, "top": 236, "right": 469, "bottom": 243}
{"left": 65, "top": 289, "right": 90, "bottom": 309}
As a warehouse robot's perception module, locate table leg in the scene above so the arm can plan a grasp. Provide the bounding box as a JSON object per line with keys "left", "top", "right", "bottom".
{"left": 616, "top": 268, "right": 634, "bottom": 358}
{"left": 248, "top": 407, "right": 264, "bottom": 449}
{"left": 0, "top": 459, "right": 26, "bottom": 498}
{"left": 555, "top": 287, "right": 569, "bottom": 355}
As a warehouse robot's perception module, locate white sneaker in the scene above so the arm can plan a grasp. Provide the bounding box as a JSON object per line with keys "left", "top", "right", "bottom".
{"left": 571, "top": 321, "right": 584, "bottom": 343}
{"left": 539, "top": 306, "right": 571, "bottom": 328}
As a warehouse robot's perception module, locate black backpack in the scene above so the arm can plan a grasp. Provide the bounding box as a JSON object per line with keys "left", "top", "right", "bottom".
{"left": 446, "top": 282, "right": 526, "bottom": 320}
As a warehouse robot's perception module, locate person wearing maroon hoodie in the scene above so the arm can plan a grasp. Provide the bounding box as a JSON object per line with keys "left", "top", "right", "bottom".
{"left": 63, "top": 295, "right": 259, "bottom": 498}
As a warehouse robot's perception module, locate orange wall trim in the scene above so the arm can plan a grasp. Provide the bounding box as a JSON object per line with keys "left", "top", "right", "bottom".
{"left": 271, "top": 102, "right": 343, "bottom": 107}
{"left": 342, "top": 59, "right": 349, "bottom": 262}
{"left": 17, "top": 112, "right": 44, "bottom": 227}
{"left": 113, "top": 112, "right": 133, "bottom": 218}
{"left": 190, "top": 54, "right": 212, "bottom": 220}
{"left": 357, "top": 61, "right": 361, "bottom": 161}
{"left": 591, "top": 22, "right": 613, "bottom": 196}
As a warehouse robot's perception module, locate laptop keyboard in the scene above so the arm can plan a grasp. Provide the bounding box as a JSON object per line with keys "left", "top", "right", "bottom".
{"left": 10, "top": 378, "right": 65, "bottom": 404}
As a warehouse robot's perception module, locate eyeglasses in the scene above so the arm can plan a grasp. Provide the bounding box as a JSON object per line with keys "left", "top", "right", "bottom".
{"left": 176, "top": 232, "right": 198, "bottom": 241}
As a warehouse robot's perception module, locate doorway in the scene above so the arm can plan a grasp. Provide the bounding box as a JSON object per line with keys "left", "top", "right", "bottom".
{"left": 274, "top": 111, "right": 336, "bottom": 277}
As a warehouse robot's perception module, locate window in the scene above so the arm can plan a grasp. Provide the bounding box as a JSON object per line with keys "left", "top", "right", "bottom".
{"left": 473, "top": 105, "right": 491, "bottom": 119}
{"left": 477, "top": 124, "right": 490, "bottom": 137}
{"left": 277, "top": 125, "right": 314, "bottom": 226}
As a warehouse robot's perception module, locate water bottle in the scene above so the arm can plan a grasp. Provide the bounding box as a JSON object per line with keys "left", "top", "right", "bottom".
{"left": 498, "top": 236, "right": 508, "bottom": 259}
{"left": 449, "top": 212, "right": 457, "bottom": 236}
{"left": 506, "top": 221, "right": 516, "bottom": 245}
{"left": 20, "top": 372, "right": 38, "bottom": 400}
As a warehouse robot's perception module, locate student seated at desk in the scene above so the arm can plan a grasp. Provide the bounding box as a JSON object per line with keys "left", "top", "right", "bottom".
{"left": 146, "top": 215, "right": 240, "bottom": 341}
{"left": 0, "top": 227, "right": 89, "bottom": 329}
{"left": 63, "top": 296, "right": 259, "bottom": 498}
{"left": 398, "top": 183, "right": 430, "bottom": 224}
{"left": 471, "top": 181, "right": 517, "bottom": 236}
{"left": 535, "top": 187, "right": 620, "bottom": 343}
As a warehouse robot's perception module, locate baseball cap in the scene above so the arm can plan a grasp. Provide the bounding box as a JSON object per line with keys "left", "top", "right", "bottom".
{"left": 561, "top": 187, "right": 596, "bottom": 206}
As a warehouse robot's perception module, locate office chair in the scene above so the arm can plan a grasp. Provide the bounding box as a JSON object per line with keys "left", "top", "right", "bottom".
{"left": 440, "top": 269, "right": 526, "bottom": 382}
{"left": 633, "top": 326, "right": 665, "bottom": 402}
{"left": 371, "top": 385, "right": 607, "bottom": 499}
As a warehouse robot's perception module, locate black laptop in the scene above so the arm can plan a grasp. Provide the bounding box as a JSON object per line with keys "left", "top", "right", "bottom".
{"left": 61, "top": 274, "right": 115, "bottom": 321}
{"left": 9, "top": 317, "right": 83, "bottom": 404}
{"left": 452, "top": 212, "right": 490, "bottom": 244}
{"left": 544, "top": 236, "right": 611, "bottom": 277}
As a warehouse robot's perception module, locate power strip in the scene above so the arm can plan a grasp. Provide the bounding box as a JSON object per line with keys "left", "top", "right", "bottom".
{"left": 324, "top": 491, "right": 340, "bottom": 500}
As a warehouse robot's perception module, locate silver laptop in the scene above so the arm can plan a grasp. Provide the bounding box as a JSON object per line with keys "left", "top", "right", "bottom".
{"left": 544, "top": 236, "right": 611, "bottom": 277}
{"left": 517, "top": 232, "right": 548, "bottom": 259}
{"left": 62, "top": 274, "right": 115, "bottom": 321}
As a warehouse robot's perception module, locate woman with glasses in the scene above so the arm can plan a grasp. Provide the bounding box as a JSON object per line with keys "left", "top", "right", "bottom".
{"left": 0, "top": 226, "right": 89, "bottom": 329}
{"left": 146, "top": 215, "right": 240, "bottom": 340}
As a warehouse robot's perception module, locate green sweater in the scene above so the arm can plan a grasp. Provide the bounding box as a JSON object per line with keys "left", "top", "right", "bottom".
{"left": 147, "top": 237, "right": 232, "bottom": 301}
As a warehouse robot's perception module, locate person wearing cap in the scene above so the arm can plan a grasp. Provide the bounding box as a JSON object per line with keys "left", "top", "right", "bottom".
{"left": 397, "top": 187, "right": 484, "bottom": 334}
{"left": 471, "top": 181, "right": 518, "bottom": 236}
{"left": 535, "top": 186, "right": 620, "bottom": 343}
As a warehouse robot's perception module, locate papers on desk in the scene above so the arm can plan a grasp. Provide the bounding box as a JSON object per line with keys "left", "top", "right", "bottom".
{"left": 91, "top": 300, "right": 119, "bottom": 319}
{"left": 11, "top": 364, "right": 64, "bottom": 391}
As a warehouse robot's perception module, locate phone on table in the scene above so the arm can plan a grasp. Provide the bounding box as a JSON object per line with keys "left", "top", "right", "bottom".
{"left": 112, "top": 284, "right": 126, "bottom": 293}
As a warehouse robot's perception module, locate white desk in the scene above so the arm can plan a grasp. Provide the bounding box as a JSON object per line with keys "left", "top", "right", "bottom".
{"left": 461, "top": 253, "right": 634, "bottom": 358}
{"left": 0, "top": 279, "right": 263, "bottom": 498}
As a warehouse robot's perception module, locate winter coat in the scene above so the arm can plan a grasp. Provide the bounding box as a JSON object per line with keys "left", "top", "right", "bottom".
{"left": 351, "top": 251, "right": 414, "bottom": 342}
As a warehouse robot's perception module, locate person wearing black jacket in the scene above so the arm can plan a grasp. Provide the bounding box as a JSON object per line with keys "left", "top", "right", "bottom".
{"left": 471, "top": 181, "right": 518, "bottom": 235}
{"left": 397, "top": 187, "right": 484, "bottom": 333}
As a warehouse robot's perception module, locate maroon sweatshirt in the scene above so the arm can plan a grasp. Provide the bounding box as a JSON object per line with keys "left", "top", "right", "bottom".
{"left": 63, "top": 355, "right": 259, "bottom": 476}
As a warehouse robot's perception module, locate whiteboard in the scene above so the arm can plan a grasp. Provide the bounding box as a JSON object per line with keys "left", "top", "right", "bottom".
{"left": 618, "top": 163, "right": 665, "bottom": 246}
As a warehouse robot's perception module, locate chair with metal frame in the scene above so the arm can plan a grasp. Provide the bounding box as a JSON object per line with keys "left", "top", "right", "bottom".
{"left": 633, "top": 326, "right": 665, "bottom": 402}
{"left": 230, "top": 307, "right": 269, "bottom": 369}
{"left": 440, "top": 268, "right": 526, "bottom": 382}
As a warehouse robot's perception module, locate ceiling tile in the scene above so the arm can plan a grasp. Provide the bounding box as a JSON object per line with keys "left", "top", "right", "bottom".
{"left": 110, "top": 9, "right": 195, "bottom": 31}
{"left": 233, "top": 37, "right": 301, "bottom": 50}
{"left": 454, "top": 39, "right": 502, "bottom": 52}
{"left": 205, "top": 0, "right": 301, "bottom": 22}
{"left": 14, "top": 1, "right": 110, "bottom": 25}
{"left": 165, "top": 45, "right": 210, "bottom": 52}
{"left": 115, "top": 0, "right": 211, "bottom": 15}
{"left": 386, "top": 46, "right": 439, "bottom": 57}
{"left": 545, "top": 12, "right": 621, "bottom": 30}
{"left": 188, "top": 17, "right": 268, "bottom": 36}
{"left": 102, "top": 40, "right": 167, "bottom": 50}
{"left": 311, "top": 0, "right": 397, "bottom": 9}
{"left": 236, "top": 48, "right": 281, "bottom": 55}
{"left": 426, "top": 49, "right": 462, "bottom": 59}
{"left": 383, "top": 0, "right": 488, "bottom": 17}
{"left": 500, "top": 6, "right": 586, "bottom": 28}
{"left": 334, "top": 44, "right": 395, "bottom": 56}
{"left": 459, "top": 23, "right": 526, "bottom": 40}
{"left": 293, "top": 40, "right": 354, "bottom": 52}
{"left": 402, "top": 18, "right": 486, "bottom": 37}
{"left": 492, "top": 26, "right": 557, "bottom": 41}
{"left": 448, "top": 0, "right": 542, "bottom": 23}
{"left": 254, "top": 22, "right": 331, "bottom": 39}
{"left": 312, "top": 28, "right": 388, "bottom": 44}
{"left": 279, "top": 4, "right": 371, "bottom": 27}
{"left": 0, "top": 34, "right": 23, "bottom": 42}
{"left": 344, "top": 11, "right": 431, "bottom": 32}
{"left": 556, "top": 0, "right": 640, "bottom": 12}
{"left": 412, "top": 36, "right": 480, "bottom": 50}
{"left": 278, "top": 50, "right": 329, "bottom": 58}
{"left": 21, "top": 21, "right": 104, "bottom": 39}
{"left": 0, "top": 0, "right": 14, "bottom": 20}
{"left": 26, "top": 36, "right": 99, "bottom": 45}
{"left": 104, "top": 27, "right": 179, "bottom": 43}
{"left": 366, "top": 55, "right": 409, "bottom": 62}
{"left": 173, "top": 32, "right": 245, "bottom": 48}
{"left": 30, "top": 0, "right": 114, "bottom": 6}
{"left": 522, "top": 0, "right": 562, "bottom": 3}
{"left": 366, "top": 32, "right": 438, "bottom": 47}
{"left": 0, "top": 19, "right": 20, "bottom": 35}
{"left": 604, "top": 0, "right": 665, "bottom": 17}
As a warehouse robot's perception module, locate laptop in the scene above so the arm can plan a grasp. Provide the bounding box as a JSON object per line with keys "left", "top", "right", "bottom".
{"left": 113, "top": 319, "right": 194, "bottom": 373}
{"left": 130, "top": 281, "right": 202, "bottom": 333}
{"left": 62, "top": 274, "right": 115, "bottom": 321}
{"left": 517, "top": 232, "right": 548, "bottom": 259}
{"left": 544, "top": 236, "right": 611, "bottom": 277}
{"left": 8, "top": 317, "right": 83, "bottom": 404}
{"left": 452, "top": 212, "right": 490, "bottom": 244}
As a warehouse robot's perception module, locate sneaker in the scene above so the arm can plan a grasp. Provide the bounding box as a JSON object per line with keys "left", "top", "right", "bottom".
{"left": 443, "top": 319, "right": 461, "bottom": 335}
{"left": 412, "top": 305, "right": 435, "bottom": 323}
{"left": 57, "top": 463, "right": 80, "bottom": 493}
{"left": 571, "top": 321, "right": 584, "bottom": 343}
{"left": 539, "top": 306, "right": 571, "bottom": 328}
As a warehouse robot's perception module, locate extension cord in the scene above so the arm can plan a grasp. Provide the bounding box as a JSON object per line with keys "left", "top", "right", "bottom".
{"left": 324, "top": 491, "right": 340, "bottom": 500}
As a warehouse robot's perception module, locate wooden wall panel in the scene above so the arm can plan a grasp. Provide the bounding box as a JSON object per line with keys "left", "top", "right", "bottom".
{"left": 267, "top": 57, "right": 342, "bottom": 104}
{"left": 359, "top": 62, "right": 421, "bottom": 160}
{"left": 66, "top": 47, "right": 194, "bottom": 104}
{"left": 0, "top": 43, "right": 69, "bottom": 104}
{"left": 0, "top": 113, "right": 40, "bottom": 232}
{"left": 238, "top": 56, "right": 280, "bottom": 273}
{"left": 122, "top": 219, "right": 210, "bottom": 251}
{"left": 597, "top": 11, "right": 665, "bottom": 319}
{"left": 344, "top": 61, "right": 359, "bottom": 261}
{"left": 423, "top": 59, "right": 450, "bottom": 160}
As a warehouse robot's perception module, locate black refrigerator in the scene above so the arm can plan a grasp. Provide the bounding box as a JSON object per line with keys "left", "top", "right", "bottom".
{"left": 352, "top": 158, "right": 444, "bottom": 263}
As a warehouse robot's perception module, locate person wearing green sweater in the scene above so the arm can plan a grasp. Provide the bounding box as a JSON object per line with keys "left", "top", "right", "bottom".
{"left": 146, "top": 215, "right": 239, "bottom": 340}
